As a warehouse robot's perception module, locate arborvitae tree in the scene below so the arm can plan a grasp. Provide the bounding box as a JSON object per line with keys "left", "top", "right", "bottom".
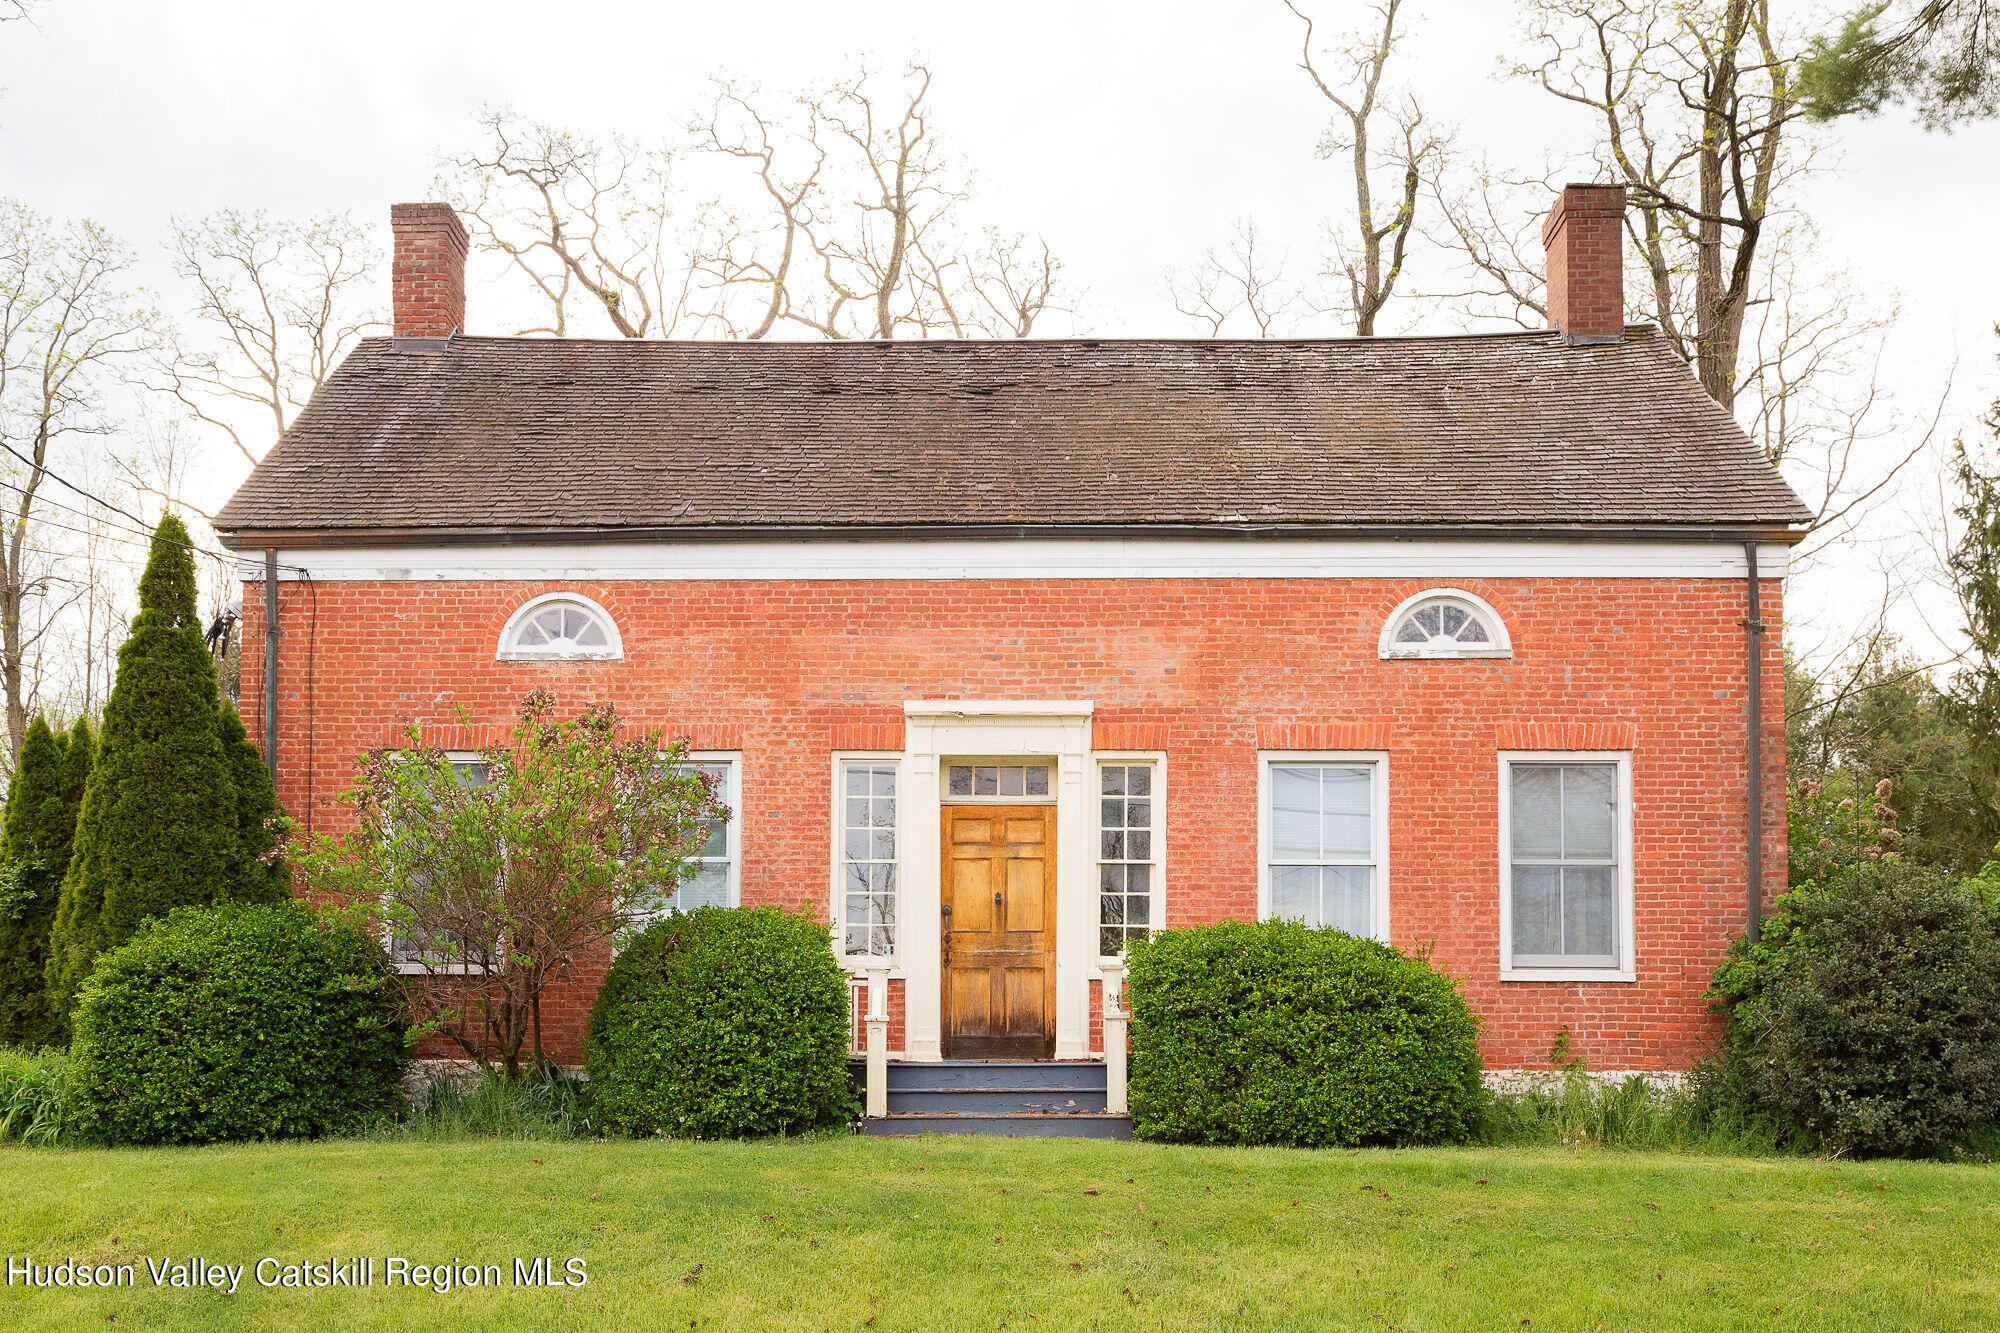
{"left": 47, "top": 516, "right": 244, "bottom": 1018}
{"left": 0, "top": 717, "right": 88, "bottom": 1047}
{"left": 218, "top": 700, "right": 290, "bottom": 903}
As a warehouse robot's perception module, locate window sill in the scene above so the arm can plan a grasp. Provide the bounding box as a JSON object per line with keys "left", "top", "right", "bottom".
{"left": 392, "top": 962, "right": 489, "bottom": 977}
{"left": 841, "top": 959, "right": 903, "bottom": 978}
{"left": 1499, "top": 968, "right": 1636, "bottom": 984}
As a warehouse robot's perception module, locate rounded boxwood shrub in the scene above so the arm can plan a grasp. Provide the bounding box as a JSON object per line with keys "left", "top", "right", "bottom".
{"left": 585, "top": 906, "right": 853, "bottom": 1138}
{"left": 1126, "top": 918, "right": 1483, "bottom": 1146}
{"left": 70, "top": 901, "right": 407, "bottom": 1145}
{"left": 1735, "top": 863, "right": 2000, "bottom": 1157}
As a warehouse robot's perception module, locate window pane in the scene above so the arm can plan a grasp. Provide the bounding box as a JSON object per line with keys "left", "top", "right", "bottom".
{"left": 1458, "top": 618, "right": 1490, "bottom": 643}
{"left": 1323, "top": 866, "right": 1373, "bottom": 936}
{"left": 1127, "top": 766, "right": 1151, "bottom": 796}
{"left": 1025, "top": 765, "right": 1050, "bottom": 796}
{"left": 948, "top": 765, "right": 973, "bottom": 796}
{"left": 1126, "top": 887, "right": 1150, "bottom": 926}
{"left": 1100, "top": 927, "right": 1121, "bottom": 956}
{"left": 1511, "top": 866, "right": 1562, "bottom": 958}
{"left": 999, "top": 766, "right": 1024, "bottom": 797}
{"left": 1101, "top": 766, "right": 1126, "bottom": 796}
{"left": 1271, "top": 865, "right": 1319, "bottom": 924}
{"left": 845, "top": 797, "right": 870, "bottom": 829}
{"left": 1271, "top": 766, "right": 1321, "bottom": 859}
{"left": 1100, "top": 894, "right": 1124, "bottom": 926}
{"left": 843, "top": 828, "right": 871, "bottom": 861}
{"left": 1562, "top": 765, "right": 1617, "bottom": 858}
{"left": 872, "top": 767, "right": 895, "bottom": 797}
{"left": 1394, "top": 618, "right": 1428, "bottom": 644}
{"left": 1126, "top": 797, "right": 1151, "bottom": 829}
{"left": 1563, "top": 866, "right": 1616, "bottom": 959}
{"left": 679, "top": 864, "right": 728, "bottom": 911}
{"left": 1126, "top": 830, "right": 1151, "bottom": 862}
{"left": 1321, "top": 767, "right": 1371, "bottom": 858}
{"left": 1510, "top": 766, "right": 1563, "bottom": 859}
{"left": 1100, "top": 864, "right": 1125, "bottom": 894}
{"left": 974, "top": 766, "right": 998, "bottom": 795}
{"left": 1101, "top": 829, "right": 1125, "bottom": 859}
{"left": 698, "top": 818, "right": 727, "bottom": 860}
{"left": 847, "top": 766, "right": 872, "bottom": 796}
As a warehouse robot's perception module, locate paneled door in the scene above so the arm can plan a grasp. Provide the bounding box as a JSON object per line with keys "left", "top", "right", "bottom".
{"left": 941, "top": 805, "right": 1056, "bottom": 1059}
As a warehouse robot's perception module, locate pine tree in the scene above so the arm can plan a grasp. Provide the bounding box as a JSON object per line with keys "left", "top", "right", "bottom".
{"left": 0, "top": 717, "right": 88, "bottom": 1047}
{"left": 46, "top": 516, "right": 244, "bottom": 1018}
{"left": 218, "top": 700, "right": 290, "bottom": 903}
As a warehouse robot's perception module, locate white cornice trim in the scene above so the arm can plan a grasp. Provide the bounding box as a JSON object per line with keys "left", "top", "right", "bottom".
{"left": 904, "top": 700, "right": 1095, "bottom": 720}
{"left": 237, "top": 538, "right": 1794, "bottom": 583}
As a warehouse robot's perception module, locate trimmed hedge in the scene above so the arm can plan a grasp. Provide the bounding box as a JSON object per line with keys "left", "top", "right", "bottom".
{"left": 585, "top": 907, "right": 853, "bottom": 1138}
{"left": 1126, "top": 918, "right": 1483, "bottom": 1146}
{"left": 70, "top": 902, "right": 407, "bottom": 1145}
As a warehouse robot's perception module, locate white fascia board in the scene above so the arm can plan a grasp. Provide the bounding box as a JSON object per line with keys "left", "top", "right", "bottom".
{"left": 238, "top": 538, "right": 1795, "bottom": 583}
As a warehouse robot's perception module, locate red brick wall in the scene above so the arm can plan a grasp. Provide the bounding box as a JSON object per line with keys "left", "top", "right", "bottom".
{"left": 239, "top": 572, "right": 1786, "bottom": 1072}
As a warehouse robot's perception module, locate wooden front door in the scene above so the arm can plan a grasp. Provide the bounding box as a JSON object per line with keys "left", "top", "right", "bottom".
{"left": 941, "top": 805, "right": 1056, "bottom": 1059}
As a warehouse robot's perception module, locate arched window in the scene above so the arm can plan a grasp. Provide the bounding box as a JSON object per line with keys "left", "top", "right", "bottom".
{"left": 497, "top": 593, "right": 623, "bottom": 661}
{"left": 1378, "top": 588, "right": 1510, "bottom": 660}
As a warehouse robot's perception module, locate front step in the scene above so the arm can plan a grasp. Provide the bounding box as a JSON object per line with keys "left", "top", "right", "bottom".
{"left": 863, "top": 1111, "right": 1133, "bottom": 1139}
{"left": 857, "top": 1060, "right": 1130, "bottom": 1137}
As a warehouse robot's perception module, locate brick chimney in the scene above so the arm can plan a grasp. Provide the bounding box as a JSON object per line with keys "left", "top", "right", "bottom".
{"left": 1541, "top": 183, "right": 1626, "bottom": 345}
{"left": 390, "top": 202, "right": 468, "bottom": 340}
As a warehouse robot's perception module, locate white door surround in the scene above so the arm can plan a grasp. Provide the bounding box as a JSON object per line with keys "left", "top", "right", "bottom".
{"left": 902, "top": 700, "right": 1096, "bottom": 1061}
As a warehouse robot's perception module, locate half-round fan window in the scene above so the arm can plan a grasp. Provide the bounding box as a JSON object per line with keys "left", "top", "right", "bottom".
{"left": 497, "top": 593, "right": 623, "bottom": 661}
{"left": 1378, "top": 589, "right": 1511, "bottom": 660}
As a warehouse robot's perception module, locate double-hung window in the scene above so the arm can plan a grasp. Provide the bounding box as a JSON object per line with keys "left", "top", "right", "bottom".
{"left": 837, "top": 759, "right": 899, "bottom": 958}
{"left": 664, "top": 756, "right": 739, "bottom": 914}
{"left": 387, "top": 752, "right": 492, "bottom": 974}
{"left": 1097, "top": 760, "right": 1160, "bottom": 956}
{"left": 1500, "top": 753, "right": 1634, "bottom": 979}
{"left": 1259, "top": 754, "right": 1387, "bottom": 938}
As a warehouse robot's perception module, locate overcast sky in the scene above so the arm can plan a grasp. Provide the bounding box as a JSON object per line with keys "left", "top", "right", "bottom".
{"left": 4, "top": 0, "right": 1997, "bottom": 653}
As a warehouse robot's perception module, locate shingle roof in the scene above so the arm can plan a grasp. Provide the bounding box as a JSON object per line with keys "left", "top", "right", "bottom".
{"left": 213, "top": 327, "right": 1811, "bottom": 538}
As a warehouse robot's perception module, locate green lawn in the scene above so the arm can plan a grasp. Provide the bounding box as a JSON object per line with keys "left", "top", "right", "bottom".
{"left": 1, "top": 1136, "right": 1995, "bottom": 1331}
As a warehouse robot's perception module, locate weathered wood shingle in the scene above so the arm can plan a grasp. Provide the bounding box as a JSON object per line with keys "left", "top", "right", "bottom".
{"left": 214, "top": 328, "right": 1811, "bottom": 537}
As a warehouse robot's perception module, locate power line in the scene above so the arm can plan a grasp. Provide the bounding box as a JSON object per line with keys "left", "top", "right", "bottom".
{"left": 0, "top": 443, "right": 310, "bottom": 575}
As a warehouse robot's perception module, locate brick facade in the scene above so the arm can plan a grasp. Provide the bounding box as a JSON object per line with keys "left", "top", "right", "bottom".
{"left": 239, "top": 571, "right": 1786, "bottom": 1073}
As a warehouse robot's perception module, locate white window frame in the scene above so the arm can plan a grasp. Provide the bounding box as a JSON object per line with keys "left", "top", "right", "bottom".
{"left": 664, "top": 752, "right": 741, "bottom": 914}
{"left": 1498, "top": 750, "right": 1636, "bottom": 983}
{"left": 1378, "top": 587, "right": 1512, "bottom": 660}
{"left": 1094, "top": 752, "right": 1166, "bottom": 961}
{"left": 495, "top": 591, "right": 624, "bottom": 662}
{"left": 830, "top": 752, "right": 904, "bottom": 967}
{"left": 1256, "top": 751, "right": 1390, "bottom": 941}
{"left": 386, "top": 749, "right": 494, "bottom": 976}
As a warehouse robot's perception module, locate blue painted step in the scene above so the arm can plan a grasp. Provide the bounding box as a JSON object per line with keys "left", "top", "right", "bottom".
{"left": 858, "top": 1061, "right": 1130, "bottom": 1138}
{"left": 862, "top": 1111, "right": 1132, "bottom": 1139}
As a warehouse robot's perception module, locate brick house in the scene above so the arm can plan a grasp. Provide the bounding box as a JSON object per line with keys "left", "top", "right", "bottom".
{"left": 214, "top": 186, "right": 1808, "bottom": 1078}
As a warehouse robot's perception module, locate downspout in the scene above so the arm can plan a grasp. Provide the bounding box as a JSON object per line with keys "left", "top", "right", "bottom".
{"left": 263, "top": 548, "right": 279, "bottom": 780}
{"left": 1744, "top": 542, "right": 1764, "bottom": 944}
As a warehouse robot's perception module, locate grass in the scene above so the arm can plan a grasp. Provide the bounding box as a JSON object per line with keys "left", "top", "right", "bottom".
{"left": 1, "top": 1135, "right": 1996, "bottom": 1331}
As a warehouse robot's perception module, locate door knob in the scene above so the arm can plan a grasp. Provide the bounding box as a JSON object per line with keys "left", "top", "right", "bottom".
{"left": 941, "top": 904, "right": 952, "bottom": 918}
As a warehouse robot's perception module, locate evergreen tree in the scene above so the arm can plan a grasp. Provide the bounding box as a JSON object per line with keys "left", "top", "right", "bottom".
{"left": 218, "top": 700, "right": 290, "bottom": 903}
{"left": 46, "top": 516, "right": 243, "bottom": 1018}
{"left": 0, "top": 717, "right": 88, "bottom": 1047}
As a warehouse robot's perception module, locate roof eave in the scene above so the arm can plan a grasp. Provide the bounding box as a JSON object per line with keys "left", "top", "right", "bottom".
{"left": 213, "top": 519, "right": 1813, "bottom": 551}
